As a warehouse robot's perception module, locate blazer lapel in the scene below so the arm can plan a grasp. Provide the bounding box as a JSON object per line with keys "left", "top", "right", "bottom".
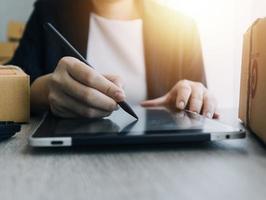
{"left": 58, "top": 0, "right": 92, "bottom": 59}
{"left": 142, "top": 1, "right": 187, "bottom": 99}
{"left": 142, "top": 1, "right": 175, "bottom": 99}
{"left": 142, "top": 1, "right": 160, "bottom": 99}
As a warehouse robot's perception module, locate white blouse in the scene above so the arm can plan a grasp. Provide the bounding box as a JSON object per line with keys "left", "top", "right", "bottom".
{"left": 87, "top": 13, "right": 147, "bottom": 105}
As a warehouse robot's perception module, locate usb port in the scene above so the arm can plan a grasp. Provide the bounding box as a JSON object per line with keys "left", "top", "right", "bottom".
{"left": 51, "top": 141, "right": 63, "bottom": 145}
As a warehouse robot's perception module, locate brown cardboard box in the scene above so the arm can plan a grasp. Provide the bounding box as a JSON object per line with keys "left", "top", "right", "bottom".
{"left": 0, "top": 58, "right": 11, "bottom": 65}
{"left": 239, "top": 18, "right": 266, "bottom": 143}
{"left": 7, "top": 21, "right": 25, "bottom": 41}
{"left": 0, "top": 42, "right": 19, "bottom": 60}
{"left": 0, "top": 66, "right": 30, "bottom": 123}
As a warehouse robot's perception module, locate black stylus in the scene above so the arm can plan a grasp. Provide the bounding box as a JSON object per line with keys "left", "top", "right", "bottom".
{"left": 44, "top": 23, "right": 138, "bottom": 120}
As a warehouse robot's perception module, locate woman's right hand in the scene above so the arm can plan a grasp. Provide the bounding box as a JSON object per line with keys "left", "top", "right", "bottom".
{"left": 47, "top": 56, "right": 125, "bottom": 118}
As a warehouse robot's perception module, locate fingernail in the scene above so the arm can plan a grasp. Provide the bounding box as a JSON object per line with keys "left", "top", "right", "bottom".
{"left": 114, "top": 91, "right": 126, "bottom": 102}
{"left": 178, "top": 101, "right": 185, "bottom": 110}
{"left": 206, "top": 112, "right": 212, "bottom": 119}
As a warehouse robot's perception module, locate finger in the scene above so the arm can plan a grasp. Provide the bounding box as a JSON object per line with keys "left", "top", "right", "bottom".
{"left": 64, "top": 95, "right": 111, "bottom": 119}
{"left": 141, "top": 96, "right": 167, "bottom": 107}
{"left": 66, "top": 58, "right": 125, "bottom": 102}
{"left": 49, "top": 98, "right": 79, "bottom": 118}
{"left": 50, "top": 91, "right": 111, "bottom": 118}
{"left": 175, "top": 80, "right": 192, "bottom": 110}
{"left": 189, "top": 83, "right": 204, "bottom": 113}
{"left": 50, "top": 105, "right": 77, "bottom": 118}
{"left": 58, "top": 72, "right": 118, "bottom": 112}
{"left": 104, "top": 74, "right": 124, "bottom": 89}
{"left": 202, "top": 92, "right": 217, "bottom": 118}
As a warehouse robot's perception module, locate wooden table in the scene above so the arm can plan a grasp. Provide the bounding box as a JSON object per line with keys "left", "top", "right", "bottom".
{"left": 0, "top": 109, "right": 265, "bottom": 200}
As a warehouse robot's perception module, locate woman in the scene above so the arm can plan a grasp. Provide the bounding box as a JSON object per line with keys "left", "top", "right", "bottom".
{"left": 9, "top": 0, "right": 218, "bottom": 118}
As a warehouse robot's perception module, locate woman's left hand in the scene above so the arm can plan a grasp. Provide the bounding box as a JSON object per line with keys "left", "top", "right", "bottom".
{"left": 141, "top": 80, "right": 219, "bottom": 119}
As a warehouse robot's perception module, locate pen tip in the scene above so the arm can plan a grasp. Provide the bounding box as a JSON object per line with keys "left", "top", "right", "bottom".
{"left": 118, "top": 101, "right": 139, "bottom": 120}
{"left": 133, "top": 115, "right": 139, "bottom": 120}
{"left": 130, "top": 110, "right": 139, "bottom": 120}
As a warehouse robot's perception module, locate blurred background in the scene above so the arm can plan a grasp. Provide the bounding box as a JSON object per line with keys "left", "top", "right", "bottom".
{"left": 1, "top": 0, "right": 266, "bottom": 110}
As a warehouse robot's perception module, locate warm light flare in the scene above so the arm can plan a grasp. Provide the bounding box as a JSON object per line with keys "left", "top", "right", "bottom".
{"left": 158, "top": 0, "right": 253, "bottom": 108}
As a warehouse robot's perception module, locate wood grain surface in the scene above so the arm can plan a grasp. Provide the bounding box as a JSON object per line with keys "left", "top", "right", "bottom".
{"left": 0, "top": 109, "right": 265, "bottom": 200}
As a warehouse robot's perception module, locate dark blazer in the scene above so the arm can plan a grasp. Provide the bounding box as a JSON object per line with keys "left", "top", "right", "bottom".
{"left": 9, "top": 0, "right": 206, "bottom": 99}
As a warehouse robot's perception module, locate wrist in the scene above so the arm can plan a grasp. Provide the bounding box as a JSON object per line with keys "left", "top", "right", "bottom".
{"left": 30, "top": 74, "right": 53, "bottom": 113}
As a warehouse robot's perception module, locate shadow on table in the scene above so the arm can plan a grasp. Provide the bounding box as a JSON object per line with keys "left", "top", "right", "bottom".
{"left": 247, "top": 131, "right": 266, "bottom": 149}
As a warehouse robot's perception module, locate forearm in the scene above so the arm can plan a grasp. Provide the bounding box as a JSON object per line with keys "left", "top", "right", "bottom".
{"left": 30, "top": 74, "right": 52, "bottom": 114}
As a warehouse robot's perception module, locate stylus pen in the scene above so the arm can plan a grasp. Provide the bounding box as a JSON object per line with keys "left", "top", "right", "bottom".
{"left": 44, "top": 23, "right": 138, "bottom": 120}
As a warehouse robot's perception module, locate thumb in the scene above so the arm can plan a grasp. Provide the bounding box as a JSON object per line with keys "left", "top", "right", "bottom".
{"left": 141, "top": 96, "right": 167, "bottom": 107}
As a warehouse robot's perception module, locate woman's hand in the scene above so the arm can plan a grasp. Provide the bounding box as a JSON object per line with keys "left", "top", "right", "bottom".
{"left": 141, "top": 80, "right": 219, "bottom": 119}
{"left": 47, "top": 56, "right": 125, "bottom": 118}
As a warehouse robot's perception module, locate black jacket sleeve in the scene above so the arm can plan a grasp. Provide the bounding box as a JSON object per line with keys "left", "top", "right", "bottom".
{"left": 8, "top": 1, "right": 45, "bottom": 83}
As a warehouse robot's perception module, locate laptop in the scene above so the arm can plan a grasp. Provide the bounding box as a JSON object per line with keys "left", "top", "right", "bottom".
{"left": 29, "top": 106, "right": 246, "bottom": 147}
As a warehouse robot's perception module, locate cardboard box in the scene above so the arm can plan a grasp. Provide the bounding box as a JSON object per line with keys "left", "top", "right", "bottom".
{"left": 239, "top": 18, "right": 266, "bottom": 143}
{"left": 0, "top": 58, "right": 11, "bottom": 65}
{"left": 0, "top": 42, "right": 19, "bottom": 60}
{"left": 0, "top": 66, "right": 30, "bottom": 123}
{"left": 7, "top": 21, "right": 25, "bottom": 41}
